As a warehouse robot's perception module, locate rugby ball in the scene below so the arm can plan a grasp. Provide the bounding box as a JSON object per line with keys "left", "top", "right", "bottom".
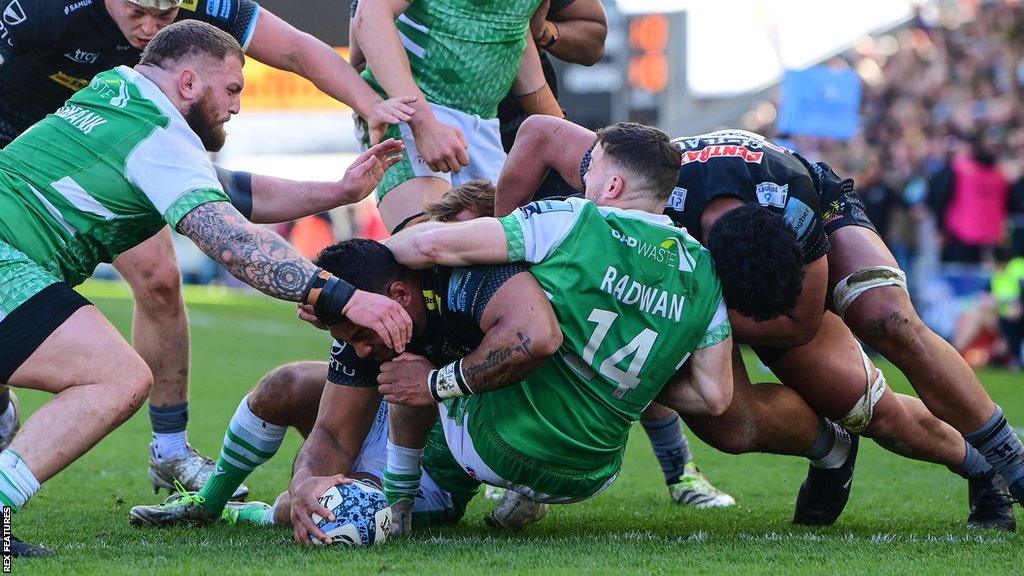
{"left": 310, "top": 479, "right": 391, "bottom": 547}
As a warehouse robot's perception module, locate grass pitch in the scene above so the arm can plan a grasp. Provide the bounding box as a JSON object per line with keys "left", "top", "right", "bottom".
{"left": 14, "top": 281, "right": 1024, "bottom": 574}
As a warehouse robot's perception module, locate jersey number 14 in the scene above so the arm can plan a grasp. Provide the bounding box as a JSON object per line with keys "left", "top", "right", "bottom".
{"left": 582, "top": 308, "right": 658, "bottom": 400}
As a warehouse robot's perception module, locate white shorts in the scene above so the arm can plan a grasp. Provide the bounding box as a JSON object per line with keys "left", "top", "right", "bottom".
{"left": 437, "top": 401, "right": 617, "bottom": 505}
{"left": 356, "top": 102, "right": 507, "bottom": 199}
{"left": 350, "top": 401, "right": 454, "bottom": 516}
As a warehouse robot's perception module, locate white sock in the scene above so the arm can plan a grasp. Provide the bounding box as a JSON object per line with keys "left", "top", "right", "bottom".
{"left": 151, "top": 431, "right": 189, "bottom": 462}
{"left": 0, "top": 402, "right": 17, "bottom": 438}
{"left": 0, "top": 450, "right": 39, "bottom": 510}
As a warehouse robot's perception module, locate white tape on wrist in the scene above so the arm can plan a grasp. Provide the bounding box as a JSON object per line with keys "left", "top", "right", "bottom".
{"left": 427, "top": 359, "right": 473, "bottom": 403}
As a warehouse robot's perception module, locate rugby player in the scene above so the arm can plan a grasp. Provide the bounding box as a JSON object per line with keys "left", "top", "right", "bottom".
{"left": 350, "top": 0, "right": 556, "bottom": 232}
{"left": 0, "top": 0, "right": 418, "bottom": 495}
{"left": 489, "top": 116, "right": 1018, "bottom": 530}
{"left": 128, "top": 236, "right": 562, "bottom": 542}
{"left": 126, "top": 183, "right": 558, "bottom": 538}
{"left": 381, "top": 122, "right": 735, "bottom": 535}
{"left": 0, "top": 21, "right": 413, "bottom": 556}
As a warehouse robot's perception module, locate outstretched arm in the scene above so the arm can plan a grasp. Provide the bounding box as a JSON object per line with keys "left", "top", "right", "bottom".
{"left": 495, "top": 116, "right": 593, "bottom": 215}
{"left": 224, "top": 139, "right": 404, "bottom": 224}
{"left": 289, "top": 384, "right": 382, "bottom": 545}
{"left": 245, "top": 7, "right": 416, "bottom": 144}
{"left": 386, "top": 218, "right": 511, "bottom": 269}
{"left": 176, "top": 201, "right": 411, "bottom": 350}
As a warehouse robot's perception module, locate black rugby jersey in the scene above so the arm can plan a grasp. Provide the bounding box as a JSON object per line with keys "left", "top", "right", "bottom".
{"left": 0, "top": 0, "right": 259, "bottom": 145}
{"left": 329, "top": 263, "right": 528, "bottom": 387}
{"left": 665, "top": 130, "right": 830, "bottom": 264}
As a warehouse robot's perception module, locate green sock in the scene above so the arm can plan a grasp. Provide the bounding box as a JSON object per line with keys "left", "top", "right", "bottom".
{"left": 198, "top": 395, "right": 285, "bottom": 515}
{"left": 383, "top": 441, "right": 423, "bottom": 505}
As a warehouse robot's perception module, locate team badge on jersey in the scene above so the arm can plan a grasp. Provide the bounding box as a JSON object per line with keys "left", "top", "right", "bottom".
{"left": 179, "top": 0, "right": 198, "bottom": 12}
{"left": 667, "top": 187, "right": 687, "bottom": 211}
{"left": 755, "top": 182, "right": 788, "bottom": 208}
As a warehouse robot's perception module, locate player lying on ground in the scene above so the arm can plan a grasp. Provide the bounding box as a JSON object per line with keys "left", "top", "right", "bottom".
{"left": 485, "top": 116, "right": 1017, "bottom": 530}
{"left": 0, "top": 21, "right": 414, "bottom": 558}
{"left": 129, "top": 236, "right": 563, "bottom": 542}
{"left": 380, "top": 123, "right": 735, "bottom": 536}
{"left": 0, "top": 0, "right": 421, "bottom": 495}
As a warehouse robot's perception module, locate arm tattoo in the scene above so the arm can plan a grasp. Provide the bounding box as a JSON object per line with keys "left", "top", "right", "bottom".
{"left": 464, "top": 331, "right": 538, "bottom": 393}
{"left": 177, "top": 201, "right": 317, "bottom": 302}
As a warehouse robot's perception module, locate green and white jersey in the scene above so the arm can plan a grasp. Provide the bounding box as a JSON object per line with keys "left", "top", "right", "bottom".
{"left": 362, "top": 0, "right": 542, "bottom": 119}
{"left": 465, "top": 198, "right": 730, "bottom": 484}
{"left": 0, "top": 66, "right": 228, "bottom": 287}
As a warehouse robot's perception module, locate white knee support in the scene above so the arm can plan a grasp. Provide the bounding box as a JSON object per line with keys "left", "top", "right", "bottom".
{"left": 832, "top": 266, "right": 907, "bottom": 318}
{"left": 837, "top": 345, "right": 888, "bottom": 434}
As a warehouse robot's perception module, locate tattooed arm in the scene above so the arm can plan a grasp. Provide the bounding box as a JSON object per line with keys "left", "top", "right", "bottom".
{"left": 177, "top": 201, "right": 318, "bottom": 301}
{"left": 378, "top": 271, "right": 561, "bottom": 405}
{"left": 177, "top": 201, "right": 413, "bottom": 350}
{"left": 460, "top": 272, "right": 562, "bottom": 392}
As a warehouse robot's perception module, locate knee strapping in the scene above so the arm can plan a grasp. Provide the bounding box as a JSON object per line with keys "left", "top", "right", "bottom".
{"left": 837, "top": 346, "right": 888, "bottom": 434}
{"left": 832, "top": 266, "right": 907, "bottom": 318}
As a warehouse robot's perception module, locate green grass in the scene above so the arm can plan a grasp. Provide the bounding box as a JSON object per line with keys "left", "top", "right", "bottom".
{"left": 14, "top": 281, "right": 1024, "bottom": 574}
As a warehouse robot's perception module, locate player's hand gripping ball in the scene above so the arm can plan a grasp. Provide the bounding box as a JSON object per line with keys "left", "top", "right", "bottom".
{"left": 310, "top": 479, "right": 392, "bottom": 547}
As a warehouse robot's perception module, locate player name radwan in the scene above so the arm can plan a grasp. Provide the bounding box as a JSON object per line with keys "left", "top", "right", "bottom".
{"left": 53, "top": 104, "right": 107, "bottom": 134}
{"left": 600, "top": 265, "right": 685, "bottom": 322}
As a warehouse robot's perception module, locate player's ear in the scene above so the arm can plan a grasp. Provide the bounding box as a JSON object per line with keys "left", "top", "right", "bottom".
{"left": 606, "top": 174, "right": 625, "bottom": 199}
{"left": 177, "top": 68, "right": 198, "bottom": 100}
{"left": 388, "top": 281, "right": 413, "bottom": 308}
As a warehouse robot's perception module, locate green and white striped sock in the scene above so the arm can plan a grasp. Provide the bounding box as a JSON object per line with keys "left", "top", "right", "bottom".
{"left": 0, "top": 450, "right": 39, "bottom": 511}
{"left": 383, "top": 441, "right": 423, "bottom": 505}
{"left": 198, "top": 395, "right": 285, "bottom": 516}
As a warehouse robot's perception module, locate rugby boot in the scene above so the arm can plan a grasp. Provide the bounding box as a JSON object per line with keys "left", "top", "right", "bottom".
{"left": 10, "top": 534, "right": 52, "bottom": 558}
{"left": 793, "top": 434, "right": 860, "bottom": 526}
{"left": 967, "top": 471, "right": 1016, "bottom": 532}
{"left": 484, "top": 485, "right": 507, "bottom": 501}
{"left": 485, "top": 490, "right": 549, "bottom": 532}
{"left": 0, "top": 391, "right": 21, "bottom": 451}
{"left": 388, "top": 497, "right": 414, "bottom": 538}
{"left": 668, "top": 462, "right": 736, "bottom": 509}
{"left": 148, "top": 443, "right": 248, "bottom": 501}
{"left": 129, "top": 482, "right": 216, "bottom": 527}
{"left": 222, "top": 501, "right": 274, "bottom": 526}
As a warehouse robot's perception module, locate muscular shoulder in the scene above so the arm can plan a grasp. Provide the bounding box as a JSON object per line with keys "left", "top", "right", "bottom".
{"left": 446, "top": 263, "right": 530, "bottom": 324}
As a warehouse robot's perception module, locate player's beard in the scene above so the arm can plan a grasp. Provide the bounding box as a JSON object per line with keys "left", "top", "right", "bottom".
{"left": 184, "top": 88, "right": 228, "bottom": 152}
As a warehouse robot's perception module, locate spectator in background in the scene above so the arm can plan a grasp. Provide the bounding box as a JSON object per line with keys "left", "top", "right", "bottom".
{"left": 928, "top": 134, "right": 1009, "bottom": 264}
{"left": 953, "top": 247, "right": 1024, "bottom": 368}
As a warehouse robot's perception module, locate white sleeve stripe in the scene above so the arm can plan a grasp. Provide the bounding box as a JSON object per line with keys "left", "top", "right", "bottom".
{"left": 51, "top": 176, "right": 116, "bottom": 221}
{"left": 29, "top": 185, "right": 77, "bottom": 236}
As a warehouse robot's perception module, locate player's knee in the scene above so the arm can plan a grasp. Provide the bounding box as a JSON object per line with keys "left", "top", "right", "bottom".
{"left": 250, "top": 363, "right": 322, "bottom": 423}
{"left": 858, "top": 300, "right": 928, "bottom": 354}
{"left": 131, "top": 262, "right": 183, "bottom": 313}
{"left": 115, "top": 361, "right": 153, "bottom": 422}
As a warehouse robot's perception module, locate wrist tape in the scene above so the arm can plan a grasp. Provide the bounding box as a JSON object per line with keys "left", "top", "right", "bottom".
{"left": 427, "top": 359, "right": 473, "bottom": 403}
{"left": 304, "top": 268, "right": 356, "bottom": 325}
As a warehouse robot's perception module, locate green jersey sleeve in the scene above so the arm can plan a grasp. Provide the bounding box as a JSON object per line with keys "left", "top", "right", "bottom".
{"left": 123, "top": 121, "right": 229, "bottom": 229}
{"left": 498, "top": 198, "right": 587, "bottom": 263}
{"left": 697, "top": 299, "right": 731, "bottom": 349}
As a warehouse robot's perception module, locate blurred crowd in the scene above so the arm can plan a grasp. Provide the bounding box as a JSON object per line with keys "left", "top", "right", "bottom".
{"left": 753, "top": 0, "right": 1024, "bottom": 367}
